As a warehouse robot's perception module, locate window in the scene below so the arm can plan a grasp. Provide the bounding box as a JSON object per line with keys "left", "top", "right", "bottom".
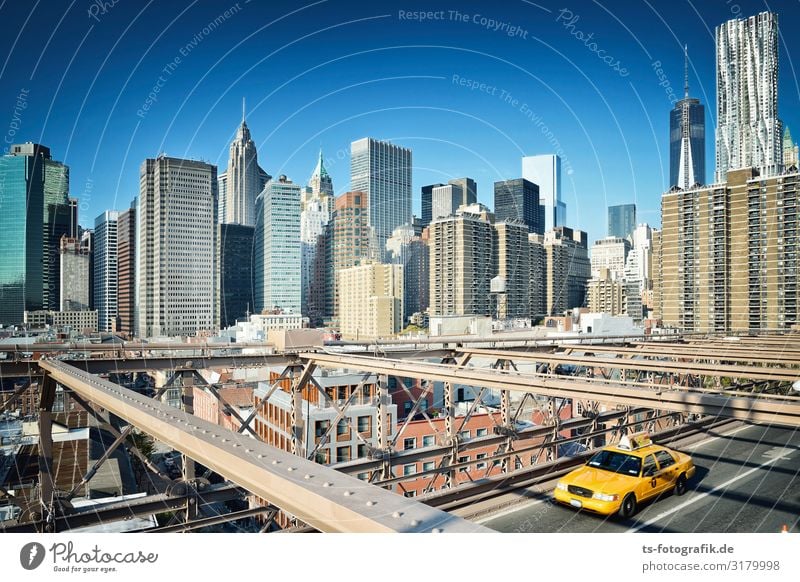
{"left": 515, "top": 458, "right": 523, "bottom": 470}
{"left": 404, "top": 401, "right": 413, "bottom": 415}
{"left": 476, "top": 428, "right": 488, "bottom": 437}
{"left": 422, "top": 462, "right": 435, "bottom": 472}
{"left": 403, "top": 437, "right": 416, "bottom": 450}
{"left": 642, "top": 454, "right": 657, "bottom": 477}
{"left": 422, "top": 435, "right": 435, "bottom": 447}
{"left": 357, "top": 472, "right": 370, "bottom": 481}
{"left": 314, "top": 420, "right": 330, "bottom": 438}
{"left": 336, "top": 446, "right": 351, "bottom": 463}
{"left": 655, "top": 450, "right": 676, "bottom": 470}
{"left": 357, "top": 415, "right": 371, "bottom": 435}
{"left": 476, "top": 453, "right": 487, "bottom": 470}
{"left": 357, "top": 444, "right": 369, "bottom": 458}
{"left": 459, "top": 430, "right": 470, "bottom": 441}
{"left": 403, "top": 490, "right": 416, "bottom": 498}
{"left": 336, "top": 419, "right": 350, "bottom": 440}
{"left": 315, "top": 450, "right": 330, "bottom": 464}
{"left": 403, "top": 464, "right": 416, "bottom": 476}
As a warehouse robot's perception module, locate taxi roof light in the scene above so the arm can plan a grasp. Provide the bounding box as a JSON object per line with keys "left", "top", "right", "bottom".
{"left": 617, "top": 432, "right": 653, "bottom": 451}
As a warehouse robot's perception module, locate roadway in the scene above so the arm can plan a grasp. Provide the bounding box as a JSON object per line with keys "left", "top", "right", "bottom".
{"left": 478, "top": 422, "right": 800, "bottom": 533}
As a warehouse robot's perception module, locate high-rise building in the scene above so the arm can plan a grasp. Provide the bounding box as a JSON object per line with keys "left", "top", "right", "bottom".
{"left": 544, "top": 227, "right": 590, "bottom": 316}
{"left": 494, "top": 178, "right": 544, "bottom": 234}
{"left": 783, "top": 127, "right": 799, "bottom": 170}
{"left": 117, "top": 202, "right": 136, "bottom": 335}
{"left": 217, "top": 223, "right": 255, "bottom": 329}
{"left": 494, "top": 221, "right": 531, "bottom": 319}
{"left": 136, "top": 156, "right": 217, "bottom": 338}
{"left": 420, "top": 183, "right": 445, "bottom": 228}
{"left": 80, "top": 229, "right": 94, "bottom": 310}
{"left": 331, "top": 191, "right": 371, "bottom": 318}
{"left": 661, "top": 168, "right": 800, "bottom": 332}
{"left": 607, "top": 203, "right": 636, "bottom": 239}
{"left": 0, "top": 146, "right": 45, "bottom": 325}
{"left": 387, "top": 224, "right": 429, "bottom": 322}
{"left": 338, "top": 263, "right": 403, "bottom": 340}
{"left": 670, "top": 46, "right": 706, "bottom": 189}
{"left": 59, "top": 237, "right": 90, "bottom": 312}
{"left": 350, "top": 137, "right": 412, "bottom": 259}
{"left": 429, "top": 205, "right": 495, "bottom": 317}
{"left": 94, "top": 210, "right": 119, "bottom": 332}
{"left": 254, "top": 175, "right": 301, "bottom": 314}
{"left": 522, "top": 154, "right": 565, "bottom": 231}
{"left": 219, "top": 101, "right": 270, "bottom": 226}
{"left": 651, "top": 229, "right": 663, "bottom": 321}
{"left": 301, "top": 151, "right": 334, "bottom": 325}
{"left": 590, "top": 236, "right": 631, "bottom": 279}
{"left": 447, "top": 177, "right": 477, "bottom": 207}
{"left": 529, "top": 233, "right": 547, "bottom": 320}
{"left": 588, "top": 268, "right": 624, "bottom": 316}
{"left": 715, "top": 12, "right": 781, "bottom": 182}
{"left": 431, "top": 183, "right": 463, "bottom": 221}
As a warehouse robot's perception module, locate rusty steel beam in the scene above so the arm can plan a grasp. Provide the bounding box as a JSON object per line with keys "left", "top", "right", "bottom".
{"left": 299, "top": 353, "right": 800, "bottom": 426}
{"left": 38, "top": 360, "right": 489, "bottom": 533}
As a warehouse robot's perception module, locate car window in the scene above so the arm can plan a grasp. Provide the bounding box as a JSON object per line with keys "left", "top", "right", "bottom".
{"left": 655, "top": 450, "right": 676, "bottom": 469}
{"left": 642, "top": 454, "right": 657, "bottom": 477}
{"left": 587, "top": 450, "right": 641, "bottom": 476}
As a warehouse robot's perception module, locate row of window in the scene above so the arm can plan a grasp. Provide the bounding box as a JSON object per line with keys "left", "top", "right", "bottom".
{"left": 401, "top": 427, "right": 489, "bottom": 450}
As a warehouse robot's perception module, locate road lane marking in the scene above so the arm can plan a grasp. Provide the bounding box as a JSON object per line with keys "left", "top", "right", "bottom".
{"left": 684, "top": 424, "right": 755, "bottom": 451}
{"left": 475, "top": 498, "right": 546, "bottom": 524}
{"left": 626, "top": 452, "right": 792, "bottom": 533}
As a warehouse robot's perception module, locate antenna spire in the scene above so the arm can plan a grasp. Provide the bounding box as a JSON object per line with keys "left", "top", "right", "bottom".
{"left": 242, "top": 97, "right": 246, "bottom": 123}
{"left": 684, "top": 44, "right": 689, "bottom": 99}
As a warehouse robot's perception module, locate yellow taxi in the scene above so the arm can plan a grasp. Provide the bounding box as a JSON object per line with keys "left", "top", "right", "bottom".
{"left": 553, "top": 432, "right": 695, "bottom": 517}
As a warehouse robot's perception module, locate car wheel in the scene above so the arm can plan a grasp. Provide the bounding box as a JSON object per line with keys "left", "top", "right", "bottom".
{"left": 619, "top": 493, "right": 637, "bottom": 518}
{"left": 675, "top": 473, "right": 688, "bottom": 496}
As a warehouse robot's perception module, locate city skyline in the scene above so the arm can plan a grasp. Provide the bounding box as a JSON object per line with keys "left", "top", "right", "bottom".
{"left": 3, "top": 2, "right": 799, "bottom": 246}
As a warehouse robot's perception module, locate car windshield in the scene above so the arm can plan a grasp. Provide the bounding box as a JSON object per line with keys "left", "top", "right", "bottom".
{"left": 586, "top": 450, "right": 641, "bottom": 476}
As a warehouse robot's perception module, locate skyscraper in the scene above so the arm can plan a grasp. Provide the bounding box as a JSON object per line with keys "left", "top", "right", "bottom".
{"left": 521, "top": 154, "right": 565, "bottom": 231}
{"left": 254, "top": 175, "right": 301, "bottom": 314}
{"left": 301, "top": 151, "right": 334, "bottom": 325}
{"left": 94, "top": 210, "right": 119, "bottom": 332}
{"left": 0, "top": 146, "right": 44, "bottom": 325}
{"left": 591, "top": 236, "right": 631, "bottom": 279}
{"left": 59, "top": 237, "right": 90, "bottom": 312}
{"left": 219, "top": 100, "right": 270, "bottom": 226}
{"left": 331, "top": 191, "right": 371, "bottom": 318}
{"left": 420, "top": 183, "right": 445, "bottom": 228}
{"left": 217, "top": 223, "right": 255, "bottom": 328}
{"left": 350, "top": 138, "right": 412, "bottom": 259}
{"left": 670, "top": 46, "right": 705, "bottom": 189}
{"left": 783, "top": 127, "right": 799, "bottom": 169}
{"left": 431, "top": 183, "right": 463, "bottom": 221}
{"left": 544, "top": 227, "right": 590, "bottom": 316}
{"left": 338, "top": 263, "right": 403, "bottom": 341}
{"left": 447, "top": 177, "right": 477, "bottom": 207}
{"left": 494, "top": 220, "right": 531, "bottom": 319}
{"left": 387, "top": 224, "right": 429, "bottom": 322}
{"left": 715, "top": 11, "right": 781, "bottom": 182}
{"left": 117, "top": 202, "right": 136, "bottom": 335}
{"left": 136, "top": 156, "right": 217, "bottom": 338}
{"left": 607, "top": 203, "right": 636, "bottom": 239}
{"left": 494, "top": 178, "right": 544, "bottom": 234}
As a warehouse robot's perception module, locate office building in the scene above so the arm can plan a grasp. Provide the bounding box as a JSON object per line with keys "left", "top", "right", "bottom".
{"left": 431, "top": 183, "right": 462, "bottom": 221}
{"left": 0, "top": 145, "right": 45, "bottom": 325}
{"left": 607, "top": 203, "right": 636, "bottom": 239}
{"left": 136, "top": 156, "right": 217, "bottom": 338}
{"left": 59, "top": 237, "right": 90, "bottom": 312}
{"left": 24, "top": 309, "right": 98, "bottom": 332}
{"left": 254, "top": 175, "right": 301, "bottom": 315}
{"left": 494, "top": 178, "right": 544, "bottom": 234}
{"left": 219, "top": 102, "right": 270, "bottom": 225}
{"left": 420, "top": 183, "right": 444, "bottom": 228}
{"left": 94, "top": 211, "right": 119, "bottom": 332}
{"left": 544, "top": 227, "right": 590, "bottom": 316}
{"left": 217, "top": 223, "right": 255, "bottom": 329}
{"left": 670, "top": 46, "right": 706, "bottom": 189}
{"left": 494, "top": 221, "right": 531, "bottom": 319}
{"left": 301, "top": 151, "right": 334, "bottom": 325}
{"left": 715, "top": 12, "right": 781, "bottom": 182}
{"left": 588, "top": 268, "right": 624, "bottom": 316}
{"left": 448, "top": 177, "right": 477, "bottom": 206}
{"left": 117, "top": 203, "right": 136, "bottom": 335}
{"left": 529, "top": 233, "right": 547, "bottom": 319}
{"left": 522, "top": 154, "right": 565, "bottom": 231}
{"left": 783, "top": 127, "right": 799, "bottom": 170}
{"left": 429, "top": 205, "right": 495, "bottom": 317}
{"left": 662, "top": 167, "right": 800, "bottom": 332}
{"left": 80, "top": 229, "right": 94, "bottom": 310}
{"left": 338, "top": 263, "right": 403, "bottom": 341}
{"left": 350, "top": 138, "right": 412, "bottom": 259}
{"left": 591, "top": 236, "right": 631, "bottom": 279}
{"left": 387, "top": 224, "right": 429, "bottom": 322}
{"left": 330, "top": 191, "right": 371, "bottom": 318}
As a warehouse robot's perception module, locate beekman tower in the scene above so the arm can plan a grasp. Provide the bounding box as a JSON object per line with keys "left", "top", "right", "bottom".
{"left": 670, "top": 46, "right": 705, "bottom": 189}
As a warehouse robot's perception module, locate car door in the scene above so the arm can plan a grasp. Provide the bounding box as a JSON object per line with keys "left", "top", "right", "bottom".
{"left": 639, "top": 454, "right": 660, "bottom": 501}
{"left": 653, "top": 450, "right": 678, "bottom": 494}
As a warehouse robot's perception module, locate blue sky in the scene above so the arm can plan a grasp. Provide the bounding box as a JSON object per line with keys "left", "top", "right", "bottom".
{"left": 1, "top": 0, "right": 798, "bottom": 244}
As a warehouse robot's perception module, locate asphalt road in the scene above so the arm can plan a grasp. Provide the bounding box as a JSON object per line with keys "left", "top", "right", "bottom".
{"left": 480, "top": 423, "right": 800, "bottom": 533}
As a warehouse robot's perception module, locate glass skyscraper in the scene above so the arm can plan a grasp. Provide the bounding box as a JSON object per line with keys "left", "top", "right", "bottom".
{"left": 521, "top": 154, "right": 565, "bottom": 232}
{"left": 0, "top": 149, "right": 45, "bottom": 325}
{"left": 670, "top": 46, "right": 705, "bottom": 189}
{"left": 350, "top": 137, "right": 412, "bottom": 260}
{"left": 94, "top": 210, "right": 119, "bottom": 332}
{"left": 608, "top": 204, "right": 636, "bottom": 239}
{"left": 493, "top": 178, "right": 544, "bottom": 234}
{"left": 217, "top": 223, "right": 255, "bottom": 328}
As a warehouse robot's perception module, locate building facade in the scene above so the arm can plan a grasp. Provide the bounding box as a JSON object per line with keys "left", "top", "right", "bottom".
{"left": 254, "top": 176, "right": 301, "bottom": 314}
{"left": 387, "top": 224, "right": 429, "bottom": 322}
{"left": 494, "top": 178, "right": 544, "bottom": 235}
{"left": 59, "top": 237, "right": 90, "bottom": 312}
{"left": 715, "top": 12, "right": 781, "bottom": 182}
{"left": 217, "top": 223, "right": 255, "bottom": 328}
{"left": 94, "top": 211, "right": 119, "bottom": 332}
{"left": 117, "top": 203, "right": 136, "bottom": 335}
{"left": 521, "top": 154, "right": 565, "bottom": 231}
{"left": 544, "top": 227, "right": 590, "bottom": 316}
{"left": 338, "top": 263, "right": 403, "bottom": 341}
{"left": 136, "top": 156, "right": 217, "bottom": 338}
{"left": 494, "top": 221, "right": 531, "bottom": 319}
{"left": 607, "top": 203, "right": 636, "bottom": 239}
{"left": 420, "top": 183, "right": 444, "bottom": 228}
{"left": 670, "top": 46, "right": 706, "bottom": 189}
{"left": 330, "top": 191, "right": 371, "bottom": 319}
{"left": 350, "top": 138, "right": 412, "bottom": 260}
{"left": 301, "top": 152, "right": 333, "bottom": 325}
{"left": 591, "top": 236, "right": 631, "bottom": 279}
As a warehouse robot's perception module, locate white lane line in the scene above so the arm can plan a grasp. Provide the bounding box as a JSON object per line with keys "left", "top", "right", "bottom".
{"left": 626, "top": 452, "right": 792, "bottom": 533}
{"left": 683, "top": 423, "right": 755, "bottom": 451}
{"left": 475, "top": 498, "right": 546, "bottom": 524}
